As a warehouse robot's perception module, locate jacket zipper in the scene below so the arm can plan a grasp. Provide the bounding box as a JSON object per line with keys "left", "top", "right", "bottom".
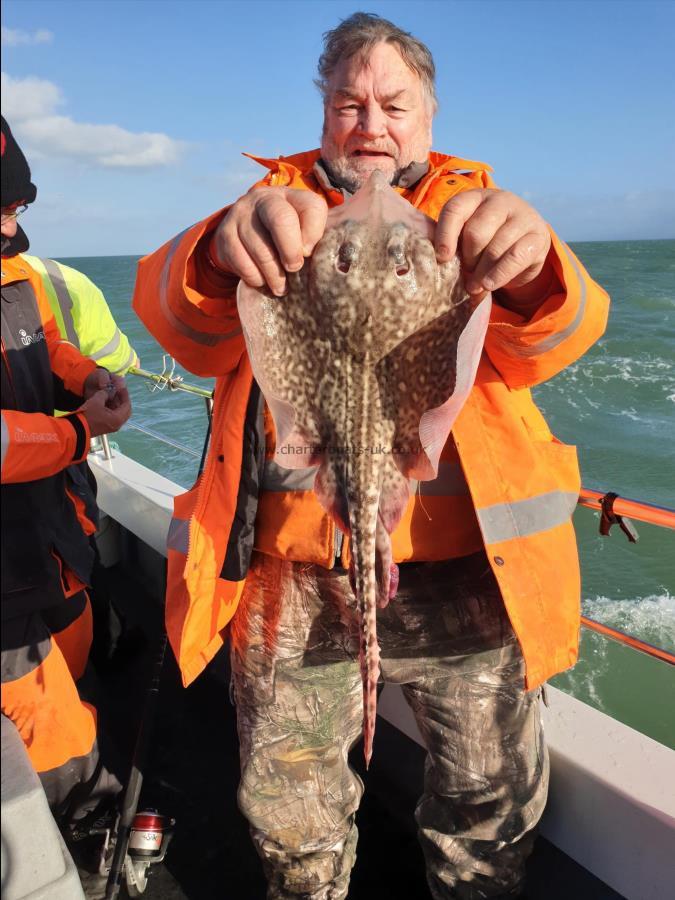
{"left": 1, "top": 338, "right": 19, "bottom": 408}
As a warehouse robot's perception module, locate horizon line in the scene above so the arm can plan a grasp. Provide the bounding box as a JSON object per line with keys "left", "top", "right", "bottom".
{"left": 45, "top": 235, "right": 675, "bottom": 260}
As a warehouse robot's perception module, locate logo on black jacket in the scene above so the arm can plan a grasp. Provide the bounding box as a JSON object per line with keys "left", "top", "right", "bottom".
{"left": 19, "top": 327, "right": 45, "bottom": 346}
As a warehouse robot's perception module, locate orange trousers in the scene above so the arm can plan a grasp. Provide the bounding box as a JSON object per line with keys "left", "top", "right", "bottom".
{"left": 1, "top": 590, "right": 120, "bottom": 821}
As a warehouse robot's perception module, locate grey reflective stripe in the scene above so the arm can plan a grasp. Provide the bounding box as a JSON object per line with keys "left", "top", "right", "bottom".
{"left": 262, "top": 459, "right": 469, "bottom": 496}
{"left": 477, "top": 490, "right": 578, "bottom": 544}
{"left": 159, "top": 228, "right": 243, "bottom": 346}
{"left": 262, "top": 460, "right": 318, "bottom": 492}
{"left": 510, "top": 243, "right": 587, "bottom": 357}
{"left": 411, "top": 461, "right": 470, "bottom": 497}
{"left": 42, "top": 258, "right": 79, "bottom": 347}
{"left": 1, "top": 631, "right": 51, "bottom": 679}
{"left": 111, "top": 346, "right": 136, "bottom": 375}
{"left": 90, "top": 327, "right": 122, "bottom": 361}
{"left": 167, "top": 516, "right": 190, "bottom": 555}
{"left": 1, "top": 413, "right": 9, "bottom": 471}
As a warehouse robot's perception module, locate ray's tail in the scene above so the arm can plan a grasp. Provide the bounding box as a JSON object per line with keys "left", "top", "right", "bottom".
{"left": 349, "top": 498, "right": 381, "bottom": 768}
{"left": 346, "top": 360, "right": 384, "bottom": 769}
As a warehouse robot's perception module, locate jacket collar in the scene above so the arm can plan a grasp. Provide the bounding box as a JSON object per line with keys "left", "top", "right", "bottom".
{"left": 312, "top": 157, "right": 430, "bottom": 197}
{"left": 1, "top": 253, "right": 33, "bottom": 287}
{"left": 244, "top": 148, "right": 493, "bottom": 182}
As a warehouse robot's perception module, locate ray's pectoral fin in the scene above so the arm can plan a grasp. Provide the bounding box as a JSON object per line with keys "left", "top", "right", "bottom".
{"left": 237, "top": 279, "right": 326, "bottom": 468}
{"left": 380, "top": 295, "right": 492, "bottom": 482}
{"left": 314, "top": 462, "right": 350, "bottom": 536}
{"left": 374, "top": 454, "right": 410, "bottom": 606}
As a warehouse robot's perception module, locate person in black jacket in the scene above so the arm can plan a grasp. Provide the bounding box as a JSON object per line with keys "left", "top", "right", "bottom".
{"left": 1, "top": 115, "right": 131, "bottom": 825}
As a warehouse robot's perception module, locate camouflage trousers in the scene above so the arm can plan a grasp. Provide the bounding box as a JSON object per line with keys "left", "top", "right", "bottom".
{"left": 230, "top": 551, "right": 549, "bottom": 900}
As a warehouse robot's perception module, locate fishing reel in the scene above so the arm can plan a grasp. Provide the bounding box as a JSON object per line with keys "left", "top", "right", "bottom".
{"left": 126, "top": 810, "right": 175, "bottom": 895}
{"left": 99, "top": 809, "right": 175, "bottom": 897}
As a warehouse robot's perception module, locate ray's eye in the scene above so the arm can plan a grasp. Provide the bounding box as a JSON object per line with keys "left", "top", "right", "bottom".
{"left": 337, "top": 242, "right": 356, "bottom": 274}
{"left": 389, "top": 244, "right": 410, "bottom": 277}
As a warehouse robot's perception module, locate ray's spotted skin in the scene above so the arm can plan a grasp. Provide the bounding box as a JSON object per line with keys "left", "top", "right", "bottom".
{"left": 238, "top": 171, "right": 489, "bottom": 765}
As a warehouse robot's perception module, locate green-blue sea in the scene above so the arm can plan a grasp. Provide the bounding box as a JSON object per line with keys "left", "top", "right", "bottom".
{"left": 58, "top": 240, "right": 675, "bottom": 748}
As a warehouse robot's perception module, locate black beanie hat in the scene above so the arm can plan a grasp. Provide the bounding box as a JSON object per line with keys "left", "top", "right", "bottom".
{"left": 1, "top": 116, "right": 36, "bottom": 256}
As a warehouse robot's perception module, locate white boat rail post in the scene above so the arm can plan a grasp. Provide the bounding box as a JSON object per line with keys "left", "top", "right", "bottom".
{"left": 89, "top": 433, "right": 113, "bottom": 461}
{"left": 100, "top": 433, "right": 112, "bottom": 460}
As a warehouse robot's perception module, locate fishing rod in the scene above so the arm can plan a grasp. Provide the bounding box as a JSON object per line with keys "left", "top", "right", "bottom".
{"left": 104, "top": 634, "right": 173, "bottom": 898}
{"left": 127, "top": 359, "right": 213, "bottom": 400}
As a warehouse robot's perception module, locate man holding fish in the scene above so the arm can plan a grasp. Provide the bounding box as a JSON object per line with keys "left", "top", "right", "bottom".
{"left": 134, "top": 13, "right": 609, "bottom": 899}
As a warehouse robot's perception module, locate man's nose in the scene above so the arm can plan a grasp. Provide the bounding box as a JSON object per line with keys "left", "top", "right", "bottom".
{"left": 357, "top": 103, "right": 387, "bottom": 139}
{"left": 1, "top": 219, "right": 18, "bottom": 238}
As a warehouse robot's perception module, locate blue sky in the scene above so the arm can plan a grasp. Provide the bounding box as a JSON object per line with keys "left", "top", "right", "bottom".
{"left": 2, "top": 0, "right": 674, "bottom": 256}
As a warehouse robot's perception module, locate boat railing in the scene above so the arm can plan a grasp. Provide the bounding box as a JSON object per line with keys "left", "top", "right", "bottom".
{"left": 124, "top": 421, "right": 202, "bottom": 459}
{"left": 109, "top": 364, "right": 675, "bottom": 668}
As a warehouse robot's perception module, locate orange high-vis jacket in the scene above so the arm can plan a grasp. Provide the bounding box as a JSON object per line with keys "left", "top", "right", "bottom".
{"left": 133, "top": 149, "right": 610, "bottom": 690}
{"left": 2, "top": 254, "right": 98, "bottom": 618}
{"left": 2, "top": 255, "right": 95, "bottom": 483}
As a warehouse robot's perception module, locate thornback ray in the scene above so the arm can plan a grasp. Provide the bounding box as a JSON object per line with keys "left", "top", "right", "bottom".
{"left": 237, "top": 170, "right": 490, "bottom": 765}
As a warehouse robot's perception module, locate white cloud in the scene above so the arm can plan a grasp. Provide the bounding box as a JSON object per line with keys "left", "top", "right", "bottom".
{"left": 1, "top": 72, "right": 183, "bottom": 169}
{"left": 1, "top": 73, "right": 63, "bottom": 119}
{"left": 1, "top": 27, "right": 53, "bottom": 47}
{"left": 19, "top": 116, "right": 183, "bottom": 167}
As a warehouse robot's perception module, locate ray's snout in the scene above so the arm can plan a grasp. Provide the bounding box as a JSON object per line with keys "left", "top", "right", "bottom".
{"left": 365, "top": 169, "right": 391, "bottom": 191}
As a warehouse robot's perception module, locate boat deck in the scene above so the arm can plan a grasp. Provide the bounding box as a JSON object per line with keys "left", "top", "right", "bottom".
{"left": 93, "top": 563, "right": 625, "bottom": 900}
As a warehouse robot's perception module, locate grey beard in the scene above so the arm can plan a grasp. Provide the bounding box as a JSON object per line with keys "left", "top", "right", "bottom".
{"left": 321, "top": 158, "right": 401, "bottom": 195}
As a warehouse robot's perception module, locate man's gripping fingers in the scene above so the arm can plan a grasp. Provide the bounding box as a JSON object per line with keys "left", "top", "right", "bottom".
{"left": 435, "top": 190, "right": 487, "bottom": 263}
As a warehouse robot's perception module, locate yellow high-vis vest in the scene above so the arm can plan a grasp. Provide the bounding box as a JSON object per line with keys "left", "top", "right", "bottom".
{"left": 22, "top": 255, "right": 138, "bottom": 375}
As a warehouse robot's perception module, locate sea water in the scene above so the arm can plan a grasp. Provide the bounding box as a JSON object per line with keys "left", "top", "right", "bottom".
{"left": 58, "top": 240, "right": 675, "bottom": 748}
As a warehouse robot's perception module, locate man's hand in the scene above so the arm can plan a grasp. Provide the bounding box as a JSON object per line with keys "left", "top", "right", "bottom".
{"left": 84, "top": 369, "right": 127, "bottom": 407}
{"left": 83, "top": 367, "right": 113, "bottom": 400}
{"left": 209, "top": 187, "right": 328, "bottom": 296}
{"left": 79, "top": 383, "right": 131, "bottom": 438}
{"left": 435, "top": 190, "right": 552, "bottom": 302}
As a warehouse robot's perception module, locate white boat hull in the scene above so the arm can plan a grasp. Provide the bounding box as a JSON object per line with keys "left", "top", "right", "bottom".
{"left": 88, "top": 446, "right": 675, "bottom": 900}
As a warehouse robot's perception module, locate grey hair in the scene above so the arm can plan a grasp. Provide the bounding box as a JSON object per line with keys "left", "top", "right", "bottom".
{"left": 316, "top": 12, "right": 438, "bottom": 113}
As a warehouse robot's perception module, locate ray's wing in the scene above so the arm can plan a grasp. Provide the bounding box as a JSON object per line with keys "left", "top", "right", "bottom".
{"left": 237, "top": 276, "right": 329, "bottom": 469}
{"left": 379, "top": 295, "right": 491, "bottom": 482}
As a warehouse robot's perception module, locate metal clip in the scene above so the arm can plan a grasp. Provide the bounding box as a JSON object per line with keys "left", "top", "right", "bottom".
{"left": 145, "top": 355, "right": 185, "bottom": 394}
{"left": 599, "top": 492, "right": 639, "bottom": 543}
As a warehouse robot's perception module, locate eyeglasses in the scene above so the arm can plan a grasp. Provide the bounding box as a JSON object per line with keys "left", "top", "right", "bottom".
{"left": 1, "top": 204, "right": 29, "bottom": 224}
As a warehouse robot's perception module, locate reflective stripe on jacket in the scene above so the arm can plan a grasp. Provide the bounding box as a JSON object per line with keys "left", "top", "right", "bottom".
{"left": 254, "top": 403, "right": 485, "bottom": 565}
{"left": 133, "top": 149, "right": 610, "bottom": 690}
{"left": 22, "top": 255, "right": 138, "bottom": 375}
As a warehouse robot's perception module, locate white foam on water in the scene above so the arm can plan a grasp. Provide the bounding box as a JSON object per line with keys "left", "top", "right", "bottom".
{"left": 561, "top": 354, "right": 674, "bottom": 387}
{"left": 582, "top": 591, "right": 675, "bottom": 653}
{"left": 555, "top": 592, "right": 675, "bottom": 715}
{"left": 610, "top": 406, "right": 644, "bottom": 423}
{"left": 537, "top": 350, "right": 675, "bottom": 425}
